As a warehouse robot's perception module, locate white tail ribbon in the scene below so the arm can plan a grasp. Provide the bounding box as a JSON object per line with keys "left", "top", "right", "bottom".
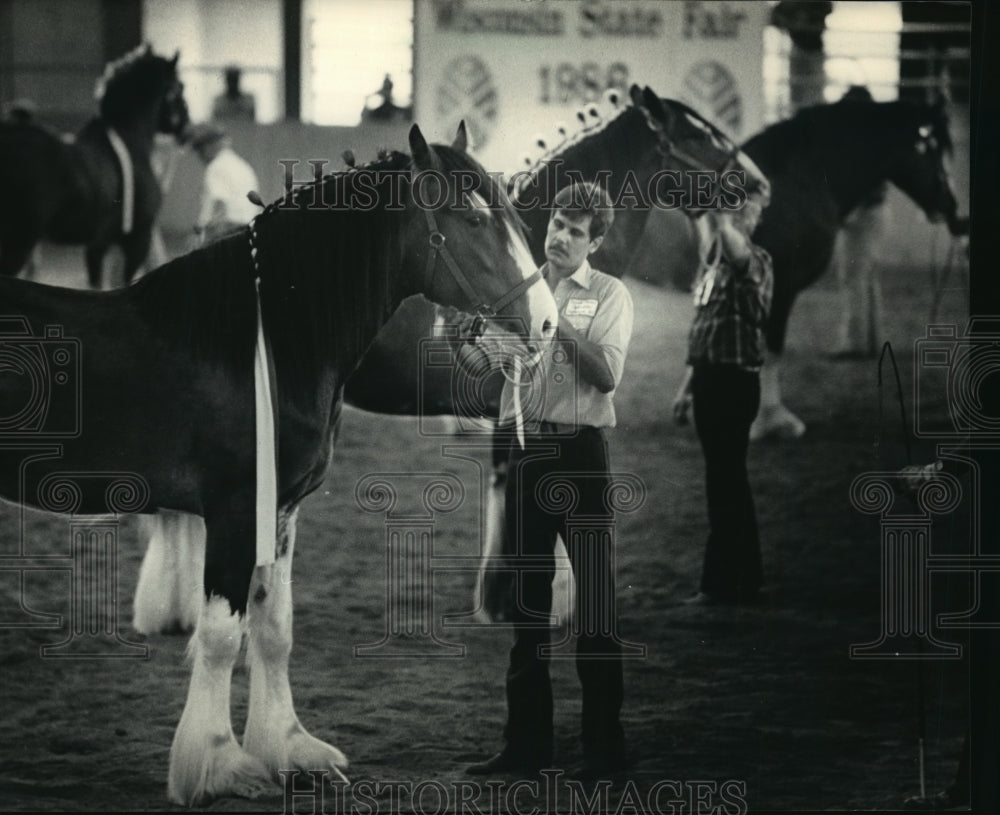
{"left": 254, "top": 277, "right": 278, "bottom": 566}
{"left": 105, "top": 127, "right": 134, "bottom": 234}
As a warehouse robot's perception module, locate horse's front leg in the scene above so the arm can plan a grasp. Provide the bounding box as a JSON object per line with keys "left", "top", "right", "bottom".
{"left": 168, "top": 497, "right": 272, "bottom": 806}
{"left": 243, "top": 506, "right": 349, "bottom": 782}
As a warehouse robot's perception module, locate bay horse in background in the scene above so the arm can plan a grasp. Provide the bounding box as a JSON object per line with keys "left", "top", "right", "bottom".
{"left": 0, "top": 123, "right": 558, "bottom": 806}
{"left": 132, "top": 85, "right": 770, "bottom": 634}
{"left": 630, "top": 95, "right": 965, "bottom": 440}
{"left": 0, "top": 44, "right": 189, "bottom": 288}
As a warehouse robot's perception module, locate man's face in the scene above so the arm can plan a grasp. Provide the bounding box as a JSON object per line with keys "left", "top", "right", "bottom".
{"left": 544, "top": 210, "right": 603, "bottom": 277}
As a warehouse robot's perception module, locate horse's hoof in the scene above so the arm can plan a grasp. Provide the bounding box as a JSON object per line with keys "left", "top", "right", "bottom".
{"left": 286, "top": 732, "right": 350, "bottom": 783}
{"left": 168, "top": 740, "right": 275, "bottom": 806}
{"left": 750, "top": 406, "right": 806, "bottom": 441}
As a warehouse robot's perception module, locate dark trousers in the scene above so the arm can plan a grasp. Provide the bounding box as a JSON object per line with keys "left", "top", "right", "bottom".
{"left": 691, "top": 363, "right": 763, "bottom": 599}
{"left": 501, "top": 426, "right": 624, "bottom": 763}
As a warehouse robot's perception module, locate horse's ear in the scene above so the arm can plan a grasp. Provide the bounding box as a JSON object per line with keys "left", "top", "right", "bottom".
{"left": 641, "top": 88, "right": 671, "bottom": 128}
{"left": 628, "top": 85, "right": 644, "bottom": 108}
{"left": 409, "top": 124, "right": 435, "bottom": 169}
{"left": 171, "top": 50, "right": 180, "bottom": 67}
{"left": 452, "top": 120, "right": 469, "bottom": 153}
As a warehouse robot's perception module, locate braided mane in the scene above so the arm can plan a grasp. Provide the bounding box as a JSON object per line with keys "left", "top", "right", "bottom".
{"left": 95, "top": 44, "right": 177, "bottom": 123}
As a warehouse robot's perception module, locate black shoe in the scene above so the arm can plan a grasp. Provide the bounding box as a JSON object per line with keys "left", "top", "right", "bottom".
{"left": 466, "top": 749, "right": 548, "bottom": 776}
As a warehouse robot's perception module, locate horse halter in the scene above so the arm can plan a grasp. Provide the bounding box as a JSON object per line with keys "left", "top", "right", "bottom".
{"left": 652, "top": 104, "right": 746, "bottom": 215}
{"left": 421, "top": 206, "right": 542, "bottom": 337}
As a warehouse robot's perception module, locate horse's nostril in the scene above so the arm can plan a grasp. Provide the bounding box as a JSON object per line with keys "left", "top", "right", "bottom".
{"left": 527, "top": 342, "right": 539, "bottom": 356}
{"left": 542, "top": 319, "right": 553, "bottom": 334}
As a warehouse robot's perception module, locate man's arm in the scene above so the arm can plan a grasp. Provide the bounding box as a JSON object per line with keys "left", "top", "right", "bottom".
{"left": 556, "top": 319, "right": 617, "bottom": 394}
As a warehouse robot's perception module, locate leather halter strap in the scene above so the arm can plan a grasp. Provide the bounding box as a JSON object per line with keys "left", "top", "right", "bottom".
{"left": 422, "top": 207, "right": 542, "bottom": 321}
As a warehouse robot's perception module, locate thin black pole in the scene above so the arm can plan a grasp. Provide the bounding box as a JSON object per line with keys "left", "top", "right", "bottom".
{"left": 283, "top": 0, "right": 301, "bottom": 121}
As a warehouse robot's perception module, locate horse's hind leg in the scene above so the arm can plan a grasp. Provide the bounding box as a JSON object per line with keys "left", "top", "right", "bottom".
{"left": 243, "top": 506, "right": 349, "bottom": 781}
{"left": 133, "top": 511, "right": 205, "bottom": 635}
{"left": 750, "top": 287, "right": 807, "bottom": 441}
{"left": 167, "top": 500, "right": 272, "bottom": 806}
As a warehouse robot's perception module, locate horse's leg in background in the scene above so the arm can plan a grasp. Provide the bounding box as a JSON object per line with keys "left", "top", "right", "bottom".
{"left": 474, "top": 435, "right": 575, "bottom": 625}
{"left": 475, "top": 456, "right": 513, "bottom": 622}
{"left": 243, "top": 506, "right": 349, "bottom": 780}
{"left": 0, "top": 231, "right": 40, "bottom": 279}
{"left": 832, "top": 202, "right": 889, "bottom": 358}
{"left": 121, "top": 226, "right": 154, "bottom": 285}
{"left": 168, "top": 496, "right": 272, "bottom": 806}
{"left": 85, "top": 243, "right": 109, "bottom": 290}
{"left": 133, "top": 511, "right": 205, "bottom": 635}
{"left": 750, "top": 285, "right": 806, "bottom": 441}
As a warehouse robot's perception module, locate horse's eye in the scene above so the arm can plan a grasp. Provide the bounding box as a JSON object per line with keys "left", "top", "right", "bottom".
{"left": 465, "top": 213, "right": 485, "bottom": 228}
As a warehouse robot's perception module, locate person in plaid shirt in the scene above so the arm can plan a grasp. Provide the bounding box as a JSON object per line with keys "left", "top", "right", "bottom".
{"left": 673, "top": 191, "right": 773, "bottom": 606}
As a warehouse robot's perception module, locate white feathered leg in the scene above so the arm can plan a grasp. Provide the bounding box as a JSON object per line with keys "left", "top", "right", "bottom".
{"left": 243, "top": 508, "right": 348, "bottom": 781}
{"left": 167, "top": 596, "right": 272, "bottom": 806}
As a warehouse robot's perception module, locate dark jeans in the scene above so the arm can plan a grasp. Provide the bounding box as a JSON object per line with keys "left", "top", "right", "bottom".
{"left": 501, "top": 426, "right": 624, "bottom": 763}
{"left": 691, "top": 363, "right": 763, "bottom": 600}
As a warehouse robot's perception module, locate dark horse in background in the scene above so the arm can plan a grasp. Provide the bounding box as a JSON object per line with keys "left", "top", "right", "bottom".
{"left": 345, "top": 85, "right": 767, "bottom": 417}
{"left": 629, "top": 95, "right": 965, "bottom": 440}
{"left": 0, "top": 44, "right": 189, "bottom": 288}
{"left": 0, "top": 123, "right": 558, "bottom": 805}
{"left": 130, "top": 85, "right": 769, "bottom": 635}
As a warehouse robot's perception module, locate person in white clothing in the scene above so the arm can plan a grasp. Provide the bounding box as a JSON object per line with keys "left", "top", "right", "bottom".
{"left": 189, "top": 123, "right": 260, "bottom": 244}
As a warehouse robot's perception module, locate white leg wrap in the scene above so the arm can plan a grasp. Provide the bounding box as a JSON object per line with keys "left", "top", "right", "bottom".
{"left": 243, "top": 509, "right": 348, "bottom": 781}
{"left": 168, "top": 596, "right": 271, "bottom": 806}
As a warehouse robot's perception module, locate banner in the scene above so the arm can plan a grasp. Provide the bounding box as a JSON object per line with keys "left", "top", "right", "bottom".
{"left": 414, "top": 0, "right": 771, "bottom": 172}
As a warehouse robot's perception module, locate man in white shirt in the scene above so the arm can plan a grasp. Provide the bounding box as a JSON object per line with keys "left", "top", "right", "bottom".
{"left": 189, "top": 123, "right": 260, "bottom": 244}
{"left": 468, "top": 182, "right": 635, "bottom": 779}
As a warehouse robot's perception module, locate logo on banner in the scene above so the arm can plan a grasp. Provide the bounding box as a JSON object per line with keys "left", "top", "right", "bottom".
{"left": 436, "top": 55, "right": 498, "bottom": 150}
{"left": 680, "top": 60, "right": 742, "bottom": 135}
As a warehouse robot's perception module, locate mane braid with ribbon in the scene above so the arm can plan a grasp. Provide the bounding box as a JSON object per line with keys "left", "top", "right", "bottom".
{"left": 510, "top": 102, "right": 640, "bottom": 204}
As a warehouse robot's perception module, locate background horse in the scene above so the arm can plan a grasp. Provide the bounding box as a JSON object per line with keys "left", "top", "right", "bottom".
{"left": 345, "top": 85, "right": 763, "bottom": 419}
{"left": 0, "top": 122, "right": 557, "bottom": 806}
{"left": 629, "top": 95, "right": 964, "bottom": 440}
{"left": 0, "top": 44, "right": 189, "bottom": 288}
{"left": 132, "top": 84, "right": 768, "bottom": 634}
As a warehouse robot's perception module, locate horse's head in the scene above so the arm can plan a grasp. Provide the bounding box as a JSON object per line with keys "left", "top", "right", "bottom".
{"left": 95, "top": 44, "right": 189, "bottom": 141}
{"left": 648, "top": 91, "right": 771, "bottom": 212}
{"left": 885, "top": 97, "right": 961, "bottom": 235}
{"left": 158, "top": 51, "right": 190, "bottom": 142}
{"left": 404, "top": 123, "right": 558, "bottom": 362}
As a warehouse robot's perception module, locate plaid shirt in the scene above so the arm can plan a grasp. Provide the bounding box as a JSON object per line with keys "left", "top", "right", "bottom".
{"left": 686, "top": 244, "right": 774, "bottom": 371}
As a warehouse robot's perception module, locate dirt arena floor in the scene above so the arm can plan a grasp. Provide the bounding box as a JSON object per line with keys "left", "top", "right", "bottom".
{"left": 0, "top": 239, "right": 976, "bottom": 812}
